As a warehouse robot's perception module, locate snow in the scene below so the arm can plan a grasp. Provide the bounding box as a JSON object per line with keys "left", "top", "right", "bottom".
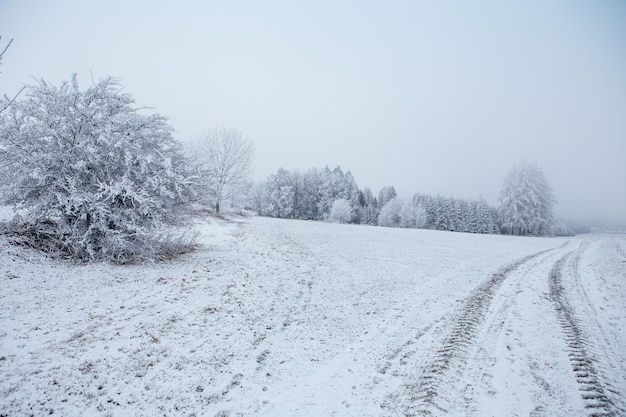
{"left": 1, "top": 214, "right": 625, "bottom": 416}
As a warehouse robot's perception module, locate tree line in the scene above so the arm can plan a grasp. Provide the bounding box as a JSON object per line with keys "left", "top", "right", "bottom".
{"left": 0, "top": 55, "right": 568, "bottom": 263}
{"left": 249, "top": 166, "right": 502, "bottom": 234}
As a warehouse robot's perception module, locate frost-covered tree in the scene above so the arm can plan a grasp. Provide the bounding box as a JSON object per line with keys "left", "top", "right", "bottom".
{"left": 228, "top": 180, "right": 255, "bottom": 214}
{"left": 358, "top": 187, "right": 379, "bottom": 225}
{"left": 378, "top": 198, "right": 423, "bottom": 228}
{"left": 290, "top": 170, "right": 306, "bottom": 219}
{"left": 263, "top": 168, "right": 295, "bottom": 218}
{"left": 327, "top": 198, "right": 352, "bottom": 224}
{"left": 0, "top": 75, "right": 195, "bottom": 262}
{"left": 256, "top": 165, "right": 363, "bottom": 222}
{"left": 432, "top": 196, "right": 451, "bottom": 231}
{"left": 300, "top": 167, "right": 326, "bottom": 220}
{"left": 474, "top": 198, "right": 499, "bottom": 234}
{"left": 455, "top": 199, "right": 470, "bottom": 232}
{"left": 378, "top": 186, "right": 397, "bottom": 209}
{"left": 398, "top": 199, "right": 418, "bottom": 228}
{"left": 412, "top": 193, "right": 498, "bottom": 234}
{"left": 498, "top": 160, "right": 556, "bottom": 236}
{"left": 412, "top": 198, "right": 428, "bottom": 229}
{"left": 249, "top": 179, "right": 270, "bottom": 215}
{"left": 318, "top": 166, "right": 359, "bottom": 218}
{"left": 378, "top": 199, "right": 402, "bottom": 227}
{"left": 187, "top": 127, "right": 254, "bottom": 214}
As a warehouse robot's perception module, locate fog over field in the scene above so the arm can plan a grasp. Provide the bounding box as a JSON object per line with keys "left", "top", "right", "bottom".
{"left": 1, "top": 3, "right": 626, "bottom": 416}
{"left": 1, "top": 1, "right": 625, "bottom": 223}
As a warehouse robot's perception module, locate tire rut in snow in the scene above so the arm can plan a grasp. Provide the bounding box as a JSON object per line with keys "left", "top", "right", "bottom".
{"left": 549, "top": 251, "right": 623, "bottom": 417}
{"left": 402, "top": 248, "right": 554, "bottom": 416}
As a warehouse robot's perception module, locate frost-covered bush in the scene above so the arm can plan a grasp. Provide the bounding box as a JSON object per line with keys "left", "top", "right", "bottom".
{"left": 327, "top": 198, "right": 353, "bottom": 224}
{"left": 0, "top": 75, "right": 196, "bottom": 262}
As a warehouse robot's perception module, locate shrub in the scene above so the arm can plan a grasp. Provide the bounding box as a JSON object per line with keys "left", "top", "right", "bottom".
{"left": 0, "top": 75, "right": 196, "bottom": 262}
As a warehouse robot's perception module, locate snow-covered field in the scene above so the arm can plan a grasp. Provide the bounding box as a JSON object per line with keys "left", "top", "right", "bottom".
{"left": 1, "top": 215, "right": 625, "bottom": 416}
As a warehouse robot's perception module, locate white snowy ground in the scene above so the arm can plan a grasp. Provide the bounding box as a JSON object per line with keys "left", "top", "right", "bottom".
{"left": 1, "top": 213, "right": 625, "bottom": 417}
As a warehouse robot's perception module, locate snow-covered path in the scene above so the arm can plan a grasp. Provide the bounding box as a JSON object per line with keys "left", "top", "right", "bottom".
{"left": 1, "top": 216, "right": 624, "bottom": 416}
{"left": 389, "top": 239, "right": 626, "bottom": 417}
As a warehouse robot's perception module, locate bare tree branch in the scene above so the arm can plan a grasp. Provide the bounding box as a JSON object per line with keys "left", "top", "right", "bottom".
{"left": 0, "top": 36, "right": 25, "bottom": 114}
{"left": 1, "top": 85, "right": 26, "bottom": 114}
{"left": 0, "top": 36, "right": 13, "bottom": 60}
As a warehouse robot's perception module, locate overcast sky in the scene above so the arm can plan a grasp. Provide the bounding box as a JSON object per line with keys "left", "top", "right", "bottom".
{"left": 1, "top": 0, "right": 625, "bottom": 223}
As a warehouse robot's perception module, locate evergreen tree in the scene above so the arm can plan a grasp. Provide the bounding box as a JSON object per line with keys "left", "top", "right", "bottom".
{"left": 432, "top": 196, "right": 451, "bottom": 231}
{"left": 359, "top": 187, "right": 379, "bottom": 225}
{"left": 498, "top": 160, "right": 556, "bottom": 236}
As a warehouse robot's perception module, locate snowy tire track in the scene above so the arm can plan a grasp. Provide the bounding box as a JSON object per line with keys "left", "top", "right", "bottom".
{"left": 390, "top": 239, "right": 625, "bottom": 417}
{"left": 399, "top": 247, "right": 558, "bottom": 415}
{"left": 550, "top": 247, "right": 624, "bottom": 417}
